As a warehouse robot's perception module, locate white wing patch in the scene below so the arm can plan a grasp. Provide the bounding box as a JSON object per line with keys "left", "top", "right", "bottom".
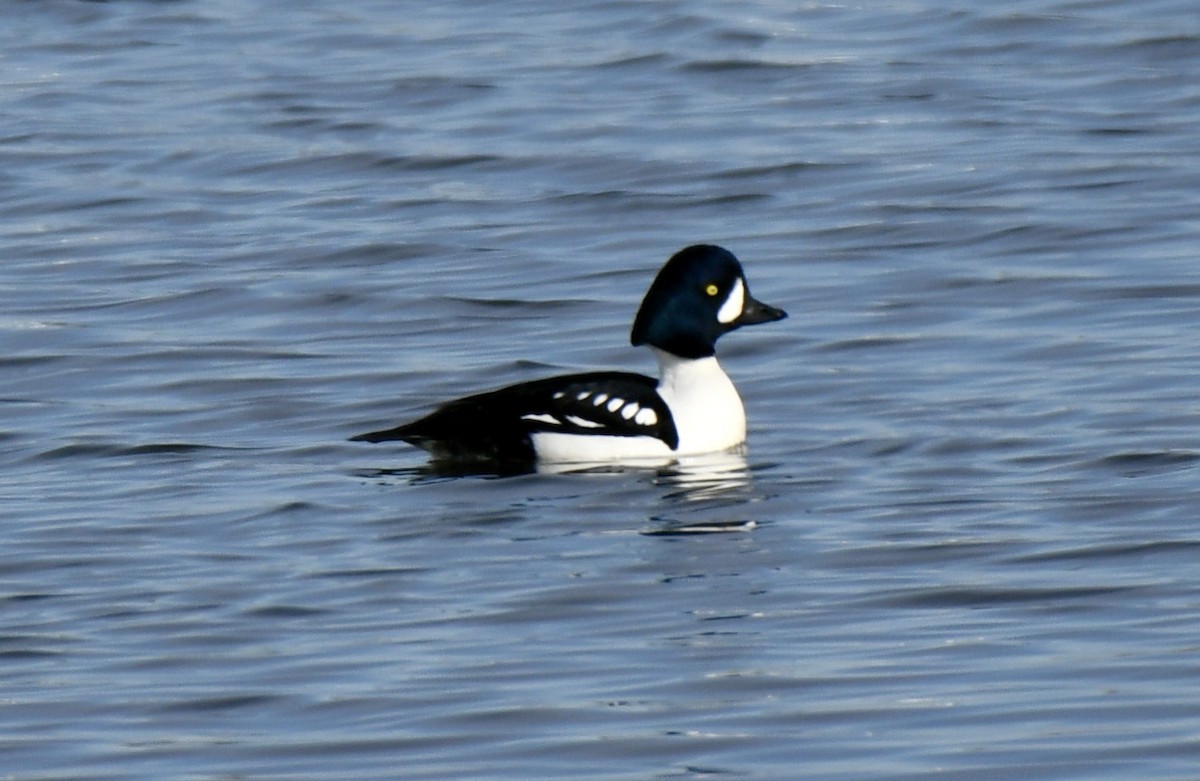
{"left": 634, "top": 408, "right": 658, "bottom": 426}
{"left": 518, "top": 379, "right": 673, "bottom": 450}
{"left": 522, "top": 400, "right": 656, "bottom": 430}
{"left": 717, "top": 278, "right": 745, "bottom": 324}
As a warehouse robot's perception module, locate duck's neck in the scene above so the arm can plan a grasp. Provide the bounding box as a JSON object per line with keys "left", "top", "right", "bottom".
{"left": 653, "top": 348, "right": 720, "bottom": 386}
{"left": 651, "top": 348, "right": 747, "bottom": 454}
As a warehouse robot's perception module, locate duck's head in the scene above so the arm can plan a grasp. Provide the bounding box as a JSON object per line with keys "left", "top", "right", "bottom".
{"left": 630, "top": 244, "right": 787, "bottom": 359}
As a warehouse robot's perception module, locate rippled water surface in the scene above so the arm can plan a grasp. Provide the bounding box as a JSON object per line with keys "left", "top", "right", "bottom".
{"left": 4, "top": 1, "right": 1200, "bottom": 779}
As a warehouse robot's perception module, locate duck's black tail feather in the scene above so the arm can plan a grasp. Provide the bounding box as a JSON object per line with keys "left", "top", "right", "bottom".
{"left": 349, "top": 425, "right": 414, "bottom": 444}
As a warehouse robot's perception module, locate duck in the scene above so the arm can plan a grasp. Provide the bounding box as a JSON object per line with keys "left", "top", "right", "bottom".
{"left": 351, "top": 244, "right": 786, "bottom": 469}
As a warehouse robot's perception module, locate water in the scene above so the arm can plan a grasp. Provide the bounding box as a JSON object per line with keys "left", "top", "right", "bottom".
{"left": 3, "top": 1, "right": 1200, "bottom": 778}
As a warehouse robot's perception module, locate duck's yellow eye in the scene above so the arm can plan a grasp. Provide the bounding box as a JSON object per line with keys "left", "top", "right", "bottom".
{"left": 705, "top": 283, "right": 719, "bottom": 297}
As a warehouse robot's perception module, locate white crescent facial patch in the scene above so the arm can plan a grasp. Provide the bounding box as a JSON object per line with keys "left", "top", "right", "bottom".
{"left": 717, "top": 278, "right": 745, "bottom": 324}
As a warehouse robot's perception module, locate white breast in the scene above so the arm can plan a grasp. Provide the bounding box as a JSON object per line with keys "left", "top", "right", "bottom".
{"left": 652, "top": 349, "right": 746, "bottom": 455}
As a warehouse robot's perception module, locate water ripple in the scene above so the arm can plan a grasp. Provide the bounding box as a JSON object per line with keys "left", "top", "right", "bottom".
{"left": 3, "top": 1, "right": 1200, "bottom": 780}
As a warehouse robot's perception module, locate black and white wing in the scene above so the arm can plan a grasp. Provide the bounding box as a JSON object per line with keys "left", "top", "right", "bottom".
{"left": 351, "top": 371, "right": 678, "bottom": 464}
{"left": 520, "top": 372, "right": 678, "bottom": 444}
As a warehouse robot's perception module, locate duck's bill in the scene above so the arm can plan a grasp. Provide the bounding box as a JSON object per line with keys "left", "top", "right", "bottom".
{"left": 735, "top": 295, "right": 787, "bottom": 326}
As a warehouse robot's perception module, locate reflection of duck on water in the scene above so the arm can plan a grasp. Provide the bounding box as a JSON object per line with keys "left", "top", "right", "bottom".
{"left": 650, "top": 450, "right": 760, "bottom": 534}
{"left": 539, "top": 450, "right": 759, "bottom": 535}
{"left": 537, "top": 448, "right": 753, "bottom": 499}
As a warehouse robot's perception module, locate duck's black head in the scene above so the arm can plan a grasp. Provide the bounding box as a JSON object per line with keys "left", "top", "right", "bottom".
{"left": 630, "top": 244, "right": 787, "bottom": 359}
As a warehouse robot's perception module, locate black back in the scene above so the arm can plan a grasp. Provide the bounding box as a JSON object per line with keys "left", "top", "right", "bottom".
{"left": 352, "top": 371, "right": 678, "bottom": 466}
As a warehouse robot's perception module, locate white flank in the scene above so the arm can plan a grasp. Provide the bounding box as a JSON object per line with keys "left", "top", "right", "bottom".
{"left": 532, "top": 431, "right": 673, "bottom": 462}
{"left": 521, "top": 413, "right": 559, "bottom": 425}
{"left": 717, "top": 278, "right": 745, "bottom": 324}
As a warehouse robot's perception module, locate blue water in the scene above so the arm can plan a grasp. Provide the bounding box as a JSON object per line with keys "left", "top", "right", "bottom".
{"left": 3, "top": 1, "right": 1200, "bottom": 779}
